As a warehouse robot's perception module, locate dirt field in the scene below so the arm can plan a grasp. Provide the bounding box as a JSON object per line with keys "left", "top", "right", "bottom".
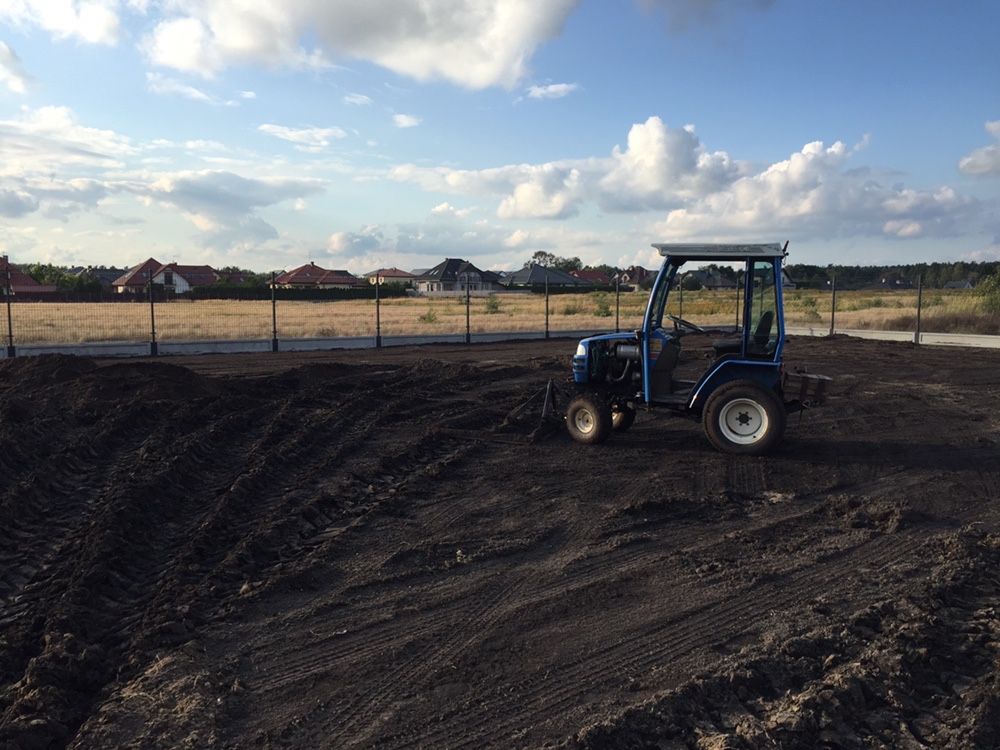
{"left": 1, "top": 335, "right": 999, "bottom": 749}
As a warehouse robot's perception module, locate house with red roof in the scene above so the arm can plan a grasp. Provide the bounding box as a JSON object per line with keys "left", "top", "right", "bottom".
{"left": 113, "top": 258, "right": 224, "bottom": 293}
{"left": 571, "top": 269, "right": 611, "bottom": 285}
{"left": 362, "top": 267, "right": 415, "bottom": 286}
{"left": 0, "top": 256, "right": 57, "bottom": 295}
{"left": 273, "top": 262, "right": 363, "bottom": 289}
{"left": 622, "top": 265, "right": 654, "bottom": 288}
{"left": 112, "top": 258, "right": 163, "bottom": 293}
{"left": 152, "top": 263, "right": 220, "bottom": 293}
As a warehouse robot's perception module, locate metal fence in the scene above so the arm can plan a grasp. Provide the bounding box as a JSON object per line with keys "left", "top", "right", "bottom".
{"left": 3, "top": 271, "right": 998, "bottom": 356}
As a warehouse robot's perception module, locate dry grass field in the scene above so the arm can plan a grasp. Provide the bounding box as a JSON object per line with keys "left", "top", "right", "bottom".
{"left": 3, "top": 289, "right": 995, "bottom": 344}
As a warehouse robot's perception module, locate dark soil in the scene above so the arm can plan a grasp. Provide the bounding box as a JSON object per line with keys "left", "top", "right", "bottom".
{"left": 1, "top": 335, "right": 999, "bottom": 749}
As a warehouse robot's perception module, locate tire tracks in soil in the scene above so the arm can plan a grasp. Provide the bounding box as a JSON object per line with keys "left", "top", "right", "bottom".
{"left": 385, "top": 530, "right": 932, "bottom": 750}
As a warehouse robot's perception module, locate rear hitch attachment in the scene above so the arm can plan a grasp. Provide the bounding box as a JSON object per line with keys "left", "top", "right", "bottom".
{"left": 503, "top": 379, "right": 568, "bottom": 442}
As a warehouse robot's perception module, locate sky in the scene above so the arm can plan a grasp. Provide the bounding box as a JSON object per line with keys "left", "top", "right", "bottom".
{"left": 0, "top": 0, "right": 998, "bottom": 274}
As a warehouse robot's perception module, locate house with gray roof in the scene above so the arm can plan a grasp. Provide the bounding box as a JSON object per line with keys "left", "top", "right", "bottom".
{"left": 502, "top": 264, "right": 593, "bottom": 289}
{"left": 411, "top": 259, "right": 503, "bottom": 293}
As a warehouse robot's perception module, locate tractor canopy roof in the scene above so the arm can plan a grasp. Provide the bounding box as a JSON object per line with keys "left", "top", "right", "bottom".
{"left": 652, "top": 243, "right": 786, "bottom": 261}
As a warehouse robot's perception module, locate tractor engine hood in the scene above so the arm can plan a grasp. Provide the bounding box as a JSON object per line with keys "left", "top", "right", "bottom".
{"left": 574, "top": 331, "right": 637, "bottom": 355}
{"left": 572, "top": 331, "right": 640, "bottom": 383}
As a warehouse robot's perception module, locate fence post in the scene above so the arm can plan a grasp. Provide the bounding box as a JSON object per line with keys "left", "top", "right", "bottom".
{"left": 374, "top": 275, "right": 382, "bottom": 349}
{"left": 465, "top": 274, "right": 471, "bottom": 345}
{"left": 544, "top": 270, "right": 550, "bottom": 339}
{"left": 829, "top": 274, "right": 837, "bottom": 336}
{"left": 147, "top": 269, "right": 158, "bottom": 356}
{"left": 270, "top": 271, "right": 279, "bottom": 352}
{"left": 614, "top": 274, "right": 620, "bottom": 333}
{"left": 4, "top": 264, "right": 14, "bottom": 358}
{"left": 914, "top": 275, "right": 923, "bottom": 345}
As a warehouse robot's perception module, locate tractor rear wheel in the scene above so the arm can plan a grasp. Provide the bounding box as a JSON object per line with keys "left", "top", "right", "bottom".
{"left": 703, "top": 380, "right": 785, "bottom": 455}
{"left": 567, "top": 393, "right": 613, "bottom": 445}
{"left": 611, "top": 404, "right": 636, "bottom": 432}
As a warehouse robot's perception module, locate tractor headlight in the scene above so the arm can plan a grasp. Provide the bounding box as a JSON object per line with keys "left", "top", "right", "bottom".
{"left": 575, "top": 343, "right": 587, "bottom": 357}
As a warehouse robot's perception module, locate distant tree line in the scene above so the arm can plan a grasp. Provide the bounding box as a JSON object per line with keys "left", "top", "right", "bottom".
{"left": 521, "top": 252, "right": 1000, "bottom": 291}
{"left": 17, "top": 263, "right": 107, "bottom": 293}
{"left": 785, "top": 262, "right": 1000, "bottom": 290}
{"left": 13, "top": 256, "right": 1000, "bottom": 293}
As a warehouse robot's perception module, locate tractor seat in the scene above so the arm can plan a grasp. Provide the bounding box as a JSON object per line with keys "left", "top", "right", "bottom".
{"left": 712, "top": 311, "right": 774, "bottom": 357}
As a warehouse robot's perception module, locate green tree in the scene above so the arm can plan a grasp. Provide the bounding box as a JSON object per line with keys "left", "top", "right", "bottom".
{"left": 681, "top": 274, "right": 703, "bottom": 291}
{"left": 524, "top": 251, "right": 582, "bottom": 272}
{"left": 977, "top": 269, "right": 1000, "bottom": 313}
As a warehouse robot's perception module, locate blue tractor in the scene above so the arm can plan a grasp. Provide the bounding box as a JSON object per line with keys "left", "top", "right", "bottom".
{"left": 567, "top": 243, "right": 828, "bottom": 455}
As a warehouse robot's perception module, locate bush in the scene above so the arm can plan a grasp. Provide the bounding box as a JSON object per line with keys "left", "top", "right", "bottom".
{"left": 593, "top": 293, "right": 612, "bottom": 318}
{"left": 978, "top": 270, "right": 1000, "bottom": 313}
{"left": 484, "top": 293, "right": 501, "bottom": 314}
{"left": 800, "top": 296, "right": 817, "bottom": 309}
{"left": 418, "top": 308, "right": 438, "bottom": 323}
{"left": 561, "top": 303, "right": 580, "bottom": 315}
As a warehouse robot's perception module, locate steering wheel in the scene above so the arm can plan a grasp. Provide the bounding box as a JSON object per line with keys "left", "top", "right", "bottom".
{"left": 667, "top": 314, "right": 705, "bottom": 334}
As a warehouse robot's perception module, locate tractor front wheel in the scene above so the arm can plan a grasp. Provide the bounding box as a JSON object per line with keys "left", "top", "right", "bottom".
{"left": 567, "top": 393, "right": 613, "bottom": 445}
{"left": 703, "top": 381, "right": 784, "bottom": 455}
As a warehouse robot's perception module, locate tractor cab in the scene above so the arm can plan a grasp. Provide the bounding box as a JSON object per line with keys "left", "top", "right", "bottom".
{"left": 567, "top": 243, "right": 828, "bottom": 454}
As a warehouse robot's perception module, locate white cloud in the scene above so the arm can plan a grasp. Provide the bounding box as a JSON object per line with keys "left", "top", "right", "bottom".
{"left": 146, "top": 72, "right": 212, "bottom": 103}
{"left": 526, "top": 82, "right": 578, "bottom": 99}
{"left": 343, "top": 92, "right": 372, "bottom": 105}
{"left": 258, "top": 123, "right": 348, "bottom": 151}
{"left": 393, "top": 115, "right": 981, "bottom": 242}
{"left": 240, "top": 90, "right": 256, "bottom": 99}
{"left": 0, "top": 0, "right": 121, "bottom": 44}
{"left": 328, "top": 224, "right": 383, "bottom": 253}
{"left": 430, "top": 201, "right": 472, "bottom": 218}
{"left": 392, "top": 116, "right": 741, "bottom": 218}
{"left": 0, "top": 105, "right": 136, "bottom": 177}
{"left": 599, "top": 117, "right": 740, "bottom": 209}
{"left": 140, "top": 0, "right": 577, "bottom": 88}
{"left": 0, "top": 105, "right": 330, "bottom": 247}
{"left": 504, "top": 228, "right": 530, "bottom": 247}
{"left": 144, "top": 16, "right": 222, "bottom": 75}
{"left": 961, "top": 239, "right": 1000, "bottom": 262}
{"left": 882, "top": 220, "right": 923, "bottom": 238}
{"left": 958, "top": 120, "right": 1000, "bottom": 176}
{"left": 0, "top": 41, "right": 29, "bottom": 93}
{"left": 657, "top": 140, "right": 975, "bottom": 240}
{"left": 124, "top": 169, "right": 327, "bottom": 244}
{"left": 392, "top": 113, "right": 421, "bottom": 128}
{"left": 0, "top": 188, "right": 39, "bottom": 217}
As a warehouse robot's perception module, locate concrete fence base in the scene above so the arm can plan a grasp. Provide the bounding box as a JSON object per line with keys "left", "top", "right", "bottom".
{"left": 1, "top": 327, "right": 999, "bottom": 360}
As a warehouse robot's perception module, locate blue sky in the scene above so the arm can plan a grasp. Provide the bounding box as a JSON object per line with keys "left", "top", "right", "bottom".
{"left": 0, "top": 0, "right": 997, "bottom": 274}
